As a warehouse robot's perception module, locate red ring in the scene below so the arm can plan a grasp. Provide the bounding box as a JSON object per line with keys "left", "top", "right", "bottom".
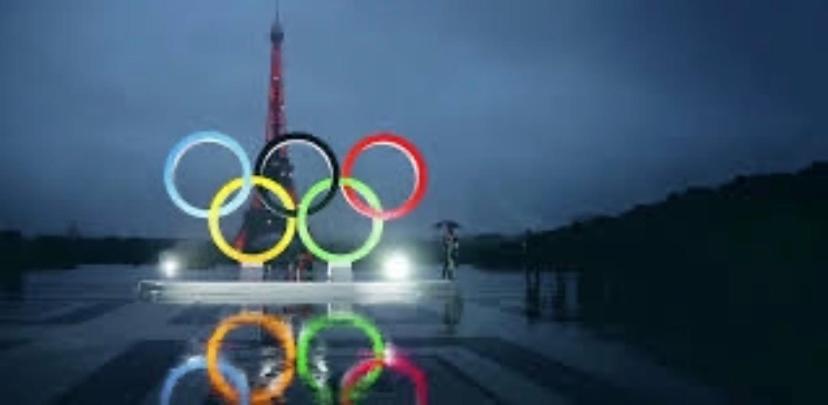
{"left": 341, "top": 132, "right": 428, "bottom": 220}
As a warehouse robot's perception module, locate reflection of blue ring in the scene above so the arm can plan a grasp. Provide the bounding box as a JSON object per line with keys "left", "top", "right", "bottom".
{"left": 163, "top": 131, "right": 252, "bottom": 218}
{"left": 160, "top": 355, "right": 250, "bottom": 405}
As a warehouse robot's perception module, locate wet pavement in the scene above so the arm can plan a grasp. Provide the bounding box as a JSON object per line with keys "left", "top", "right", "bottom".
{"left": 0, "top": 265, "right": 727, "bottom": 404}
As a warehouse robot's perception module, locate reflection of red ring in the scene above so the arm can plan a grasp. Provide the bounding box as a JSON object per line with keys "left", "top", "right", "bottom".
{"left": 340, "top": 353, "right": 428, "bottom": 405}
{"left": 341, "top": 132, "right": 428, "bottom": 220}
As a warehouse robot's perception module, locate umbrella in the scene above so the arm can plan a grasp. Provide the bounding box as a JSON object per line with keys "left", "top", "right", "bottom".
{"left": 433, "top": 220, "right": 461, "bottom": 230}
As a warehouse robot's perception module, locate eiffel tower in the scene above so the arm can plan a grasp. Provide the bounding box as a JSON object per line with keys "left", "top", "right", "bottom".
{"left": 232, "top": 1, "right": 296, "bottom": 270}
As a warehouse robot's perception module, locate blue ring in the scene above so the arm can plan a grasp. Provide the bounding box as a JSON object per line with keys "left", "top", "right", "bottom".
{"left": 163, "top": 131, "right": 253, "bottom": 218}
{"left": 160, "top": 355, "right": 250, "bottom": 405}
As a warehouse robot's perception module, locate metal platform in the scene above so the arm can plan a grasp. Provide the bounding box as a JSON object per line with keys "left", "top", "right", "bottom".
{"left": 136, "top": 280, "right": 459, "bottom": 304}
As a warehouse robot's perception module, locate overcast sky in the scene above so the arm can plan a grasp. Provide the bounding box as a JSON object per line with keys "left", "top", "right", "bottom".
{"left": 1, "top": 0, "right": 826, "bottom": 239}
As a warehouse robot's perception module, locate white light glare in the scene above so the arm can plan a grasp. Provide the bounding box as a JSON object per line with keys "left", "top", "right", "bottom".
{"left": 383, "top": 252, "right": 411, "bottom": 280}
{"left": 159, "top": 255, "right": 180, "bottom": 278}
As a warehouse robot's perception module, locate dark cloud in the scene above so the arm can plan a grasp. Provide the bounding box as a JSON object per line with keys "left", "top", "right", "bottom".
{"left": 1, "top": 0, "right": 826, "bottom": 237}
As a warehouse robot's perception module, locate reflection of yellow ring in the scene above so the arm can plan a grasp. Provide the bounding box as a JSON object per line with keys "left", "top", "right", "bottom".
{"left": 208, "top": 176, "right": 296, "bottom": 264}
{"left": 206, "top": 311, "right": 296, "bottom": 403}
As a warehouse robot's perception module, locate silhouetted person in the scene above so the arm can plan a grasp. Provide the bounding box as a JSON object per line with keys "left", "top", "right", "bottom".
{"left": 441, "top": 227, "right": 459, "bottom": 280}
{"left": 522, "top": 229, "right": 543, "bottom": 323}
{"left": 522, "top": 229, "right": 541, "bottom": 285}
{"left": 288, "top": 250, "right": 313, "bottom": 281}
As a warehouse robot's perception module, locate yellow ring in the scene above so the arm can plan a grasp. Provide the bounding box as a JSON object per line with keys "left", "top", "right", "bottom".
{"left": 208, "top": 175, "right": 296, "bottom": 264}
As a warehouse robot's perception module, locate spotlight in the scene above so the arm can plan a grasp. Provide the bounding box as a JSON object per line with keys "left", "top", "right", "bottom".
{"left": 159, "top": 253, "right": 181, "bottom": 278}
{"left": 383, "top": 252, "right": 411, "bottom": 280}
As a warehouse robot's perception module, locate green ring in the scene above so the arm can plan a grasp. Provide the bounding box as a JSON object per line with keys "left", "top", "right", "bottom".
{"left": 297, "top": 177, "right": 384, "bottom": 264}
{"left": 297, "top": 313, "right": 386, "bottom": 404}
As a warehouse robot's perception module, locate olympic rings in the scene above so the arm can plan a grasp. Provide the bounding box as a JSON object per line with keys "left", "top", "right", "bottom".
{"left": 206, "top": 312, "right": 296, "bottom": 404}
{"left": 297, "top": 313, "right": 386, "bottom": 403}
{"left": 340, "top": 353, "right": 428, "bottom": 405}
{"left": 164, "top": 130, "right": 427, "bottom": 264}
{"left": 164, "top": 130, "right": 253, "bottom": 219}
{"left": 297, "top": 178, "right": 384, "bottom": 264}
{"left": 341, "top": 132, "right": 428, "bottom": 221}
{"left": 208, "top": 175, "right": 296, "bottom": 264}
{"left": 160, "top": 355, "right": 250, "bottom": 405}
{"left": 255, "top": 132, "right": 340, "bottom": 218}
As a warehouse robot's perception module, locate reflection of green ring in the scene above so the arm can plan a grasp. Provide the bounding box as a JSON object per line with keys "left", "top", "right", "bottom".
{"left": 297, "top": 178, "right": 384, "bottom": 264}
{"left": 297, "top": 313, "right": 386, "bottom": 404}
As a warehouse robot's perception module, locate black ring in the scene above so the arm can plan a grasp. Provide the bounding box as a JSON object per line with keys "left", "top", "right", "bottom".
{"left": 254, "top": 132, "right": 340, "bottom": 218}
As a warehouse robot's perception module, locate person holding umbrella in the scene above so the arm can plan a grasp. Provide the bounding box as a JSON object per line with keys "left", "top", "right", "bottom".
{"left": 435, "top": 221, "right": 460, "bottom": 280}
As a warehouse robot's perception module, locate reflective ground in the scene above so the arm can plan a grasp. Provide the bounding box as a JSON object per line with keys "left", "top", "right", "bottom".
{"left": 0, "top": 265, "right": 727, "bottom": 404}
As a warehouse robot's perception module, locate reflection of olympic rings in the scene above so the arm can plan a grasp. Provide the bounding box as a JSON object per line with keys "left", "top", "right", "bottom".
{"left": 297, "top": 178, "right": 383, "bottom": 264}
{"left": 208, "top": 176, "right": 296, "bottom": 264}
{"left": 341, "top": 132, "right": 428, "bottom": 221}
{"left": 255, "top": 132, "right": 340, "bottom": 218}
{"left": 163, "top": 131, "right": 252, "bottom": 219}
{"left": 297, "top": 313, "right": 386, "bottom": 403}
{"left": 206, "top": 312, "right": 296, "bottom": 404}
{"left": 160, "top": 310, "right": 427, "bottom": 405}
{"left": 340, "top": 353, "right": 428, "bottom": 405}
{"left": 160, "top": 355, "right": 250, "bottom": 405}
